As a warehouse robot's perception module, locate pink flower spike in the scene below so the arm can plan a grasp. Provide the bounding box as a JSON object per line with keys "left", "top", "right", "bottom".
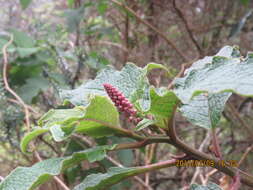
{"left": 103, "top": 83, "right": 141, "bottom": 124}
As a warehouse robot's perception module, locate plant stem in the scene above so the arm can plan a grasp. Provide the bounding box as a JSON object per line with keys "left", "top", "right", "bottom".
{"left": 167, "top": 108, "right": 253, "bottom": 188}
{"left": 137, "top": 159, "right": 177, "bottom": 173}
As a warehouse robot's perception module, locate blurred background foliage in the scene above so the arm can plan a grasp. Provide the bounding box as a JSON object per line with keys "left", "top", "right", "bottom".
{"left": 0, "top": 0, "right": 253, "bottom": 189}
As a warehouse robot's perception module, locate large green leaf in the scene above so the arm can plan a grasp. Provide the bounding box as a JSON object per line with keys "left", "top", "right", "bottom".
{"left": 146, "top": 87, "right": 179, "bottom": 128}
{"left": 21, "top": 96, "right": 120, "bottom": 153}
{"left": 174, "top": 46, "right": 248, "bottom": 129}
{"left": 0, "top": 145, "right": 115, "bottom": 190}
{"left": 16, "top": 47, "right": 40, "bottom": 58}
{"left": 59, "top": 63, "right": 168, "bottom": 112}
{"left": 73, "top": 167, "right": 143, "bottom": 190}
{"left": 11, "top": 29, "right": 35, "bottom": 48}
{"left": 174, "top": 46, "right": 253, "bottom": 103}
{"left": 190, "top": 182, "right": 222, "bottom": 190}
{"left": 18, "top": 76, "right": 50, "bottom": 103}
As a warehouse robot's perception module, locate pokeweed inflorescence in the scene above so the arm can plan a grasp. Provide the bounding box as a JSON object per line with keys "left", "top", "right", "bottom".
{"left": 103, "top": 83, "right": 142, "bottom": 124}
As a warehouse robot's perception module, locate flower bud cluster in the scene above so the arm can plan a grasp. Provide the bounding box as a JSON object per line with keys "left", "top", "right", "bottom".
{"left": 103, "top": 83, "right": 142, "bottom": 124}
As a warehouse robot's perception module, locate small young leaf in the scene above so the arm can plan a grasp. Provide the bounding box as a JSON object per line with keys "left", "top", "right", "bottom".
{"left": 135, "top": 118, "right": 155, "bottom": 131}
{"left": 146, "top": 87, "right": 179, "bottom": 128}
{"left": 143, "top": 62, "right": 172, "bottom": 77}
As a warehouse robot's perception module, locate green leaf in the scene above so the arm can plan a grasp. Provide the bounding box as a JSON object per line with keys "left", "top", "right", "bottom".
{"left": 9, "top": 63, "right": 43, "bottom": 86}
{"left": 21, "top": 96, "right": 120, "bottom": 153}
{"left": 97, "top": 0, "right": 108, "bottom": 14}
{"left": 180, "top": 92, "right": 231, "bottom": 129}
{"left": 11, "top": 29, "right": 35, "bottom": 48}
{"left": 190, "top": 182, "right": 222, "bottom": 190}
{"left": 67, "top": 0, "right": 75, "bottom": 7}
{"left": 49, "top": 124, "right": 75, "bottom": 142}
{"left": 117, "top": 149, "right": 134, "bottom": 167}
{"left": 174, "top": 46, "right": 252, "bottom": 129}
{"left": 0, "top": 145, "right": 115, "bottom": 190}
{"left": 16, "top": 47, "right": 40, "bottom": 58}
{"left": 85, "top": 52, "right": 109, "bottom": 69}
{"left": 110, "top": 137, "right": 134, "bottom": 167}
{"left": 135, "top": 118, "right": 156, "bottom": 131}
{"left": 19, "top": 0, "right": 32, "bottom": 9}
{"left": 75, "top": 96, "right": 120, "bottom": 137}
{"left": 73, "top": 167, "right": 143, "bottom": 190}
{"left": 143, "top": 62, "right": 172, "bottom": 77}
{"left": 21, "top": 127, "right": 49, "bottom": 154}
{"left": 146, "top": 87, "right": 179, "bottom": 128}
{"left": 18, "top": 76, "right": 50, "bottom": 103}
{"left": 240, "top": 0, "right": 250, "bottom": 5}
{"left": 173, "top": 46, "right": 253, "bottom": 103}
{"left": 38, "top": 106, "right": 86, "bottom": 127}
{"left": 64, "top": 6, "right": 85, "bottom": 33}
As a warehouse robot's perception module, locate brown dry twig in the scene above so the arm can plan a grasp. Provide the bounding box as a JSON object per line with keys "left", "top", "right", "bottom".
{"left": 2, "top": 34, "right": 31, "bottom": 132}
{"left": 228, "top": 102, "right": 253, "bottom": 137}
{"left": 172, "top": 0, "right": 202, "bottom": 57}
{"left": 110, "top": 0, "right": 190, "bottom": 62}
{"left": 238, "top": 145, "right": 253, "bottom": 167}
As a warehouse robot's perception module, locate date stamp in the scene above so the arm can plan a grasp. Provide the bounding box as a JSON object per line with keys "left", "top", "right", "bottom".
{"left": 176, "top": 160, "right": 238, "bottom": 167}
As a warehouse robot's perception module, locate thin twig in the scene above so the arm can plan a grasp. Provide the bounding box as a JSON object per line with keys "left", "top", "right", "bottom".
{"left": 168, "top": 63, "right": 185, "bottom": 89}
{"left": 238, "top": 145, "right": 253, "bottom": 167}
{"left": 228, "top": 102, "right": 253, "bottom": 137}
{"left": 110, "top": 0, "right": 190, "bottom": 62}
{"left": 190, "top": 131, "right": 212, "bottom": 184}
{"left": 91, "top": 41, "right": 128, "bottom": 52}
{"left": 7, "top": 98, "right": 38, "bottom": 114}
{"left": 53, "top": 176, "right": 70, "bottom": 190}
{"left": 172, "top": 0, "right": 202, "bottom": 57}
{"left": 2, "top": 34, "right": 31, "bottom": 132}
{"left": 39, "top": 136, "right": 61, "bottom": 156}
{"left": 211, "top": 127, "right": 223, "bottom": 159}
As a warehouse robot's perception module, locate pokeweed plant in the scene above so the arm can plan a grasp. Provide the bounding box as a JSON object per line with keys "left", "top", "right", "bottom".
{"left": 1, "top": 45, "right": 253, "bottom": 190}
